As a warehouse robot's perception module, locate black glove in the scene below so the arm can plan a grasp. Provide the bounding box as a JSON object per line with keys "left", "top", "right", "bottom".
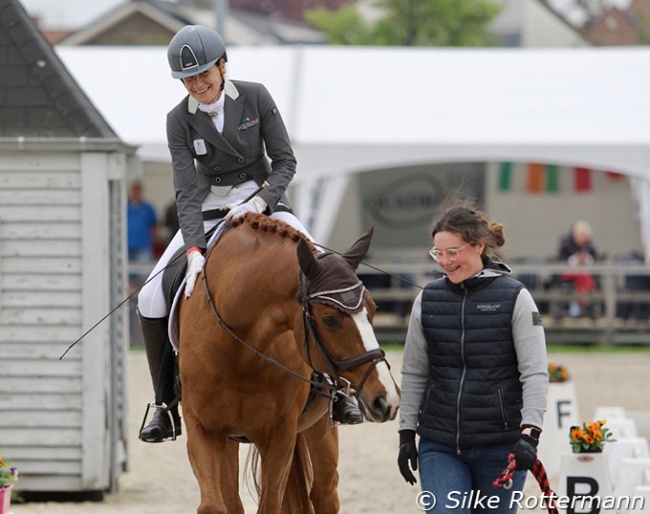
{"left": 397, "top": 429, "right": 418, "bottom": 485}
{"left": 513, "top": 427, "right": 540, "bottom": 471}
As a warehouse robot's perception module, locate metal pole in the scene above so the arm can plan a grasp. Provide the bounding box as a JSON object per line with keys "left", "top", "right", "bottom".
{"left": 215, "top": 0, "right": 229, "bottom": 38}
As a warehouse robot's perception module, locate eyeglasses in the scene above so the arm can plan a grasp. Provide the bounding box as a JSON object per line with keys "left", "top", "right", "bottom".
{"left": 429, "top": 244, "right": 468, "bottom": 262}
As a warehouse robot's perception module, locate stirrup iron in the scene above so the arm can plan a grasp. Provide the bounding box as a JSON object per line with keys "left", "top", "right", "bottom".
{"left": 139, "top": 401, "right": 178, "bottom": 441}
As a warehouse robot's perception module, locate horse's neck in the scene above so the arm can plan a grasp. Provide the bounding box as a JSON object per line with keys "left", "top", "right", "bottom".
{"left": 213, "top": 228, "right": 303, "bottom": 332}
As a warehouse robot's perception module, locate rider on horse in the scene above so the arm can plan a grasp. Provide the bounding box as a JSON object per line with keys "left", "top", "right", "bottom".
{"left": 136, "top": 25, "right": 363, "bottom": 443}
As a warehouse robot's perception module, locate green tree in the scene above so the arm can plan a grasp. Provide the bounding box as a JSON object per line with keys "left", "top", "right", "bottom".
{"left": 305, "top": 5, "right": 371, "bottom": 45}
{"left": 306, "top": 0, "right": 501, "bottom": 46}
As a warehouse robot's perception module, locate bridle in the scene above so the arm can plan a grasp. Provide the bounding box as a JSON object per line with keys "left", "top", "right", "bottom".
{"left": 200, "top": 266, "right": 388, "bottom": 399}
{"left": 298, "top": 274, "right": 388, "bottom": 397}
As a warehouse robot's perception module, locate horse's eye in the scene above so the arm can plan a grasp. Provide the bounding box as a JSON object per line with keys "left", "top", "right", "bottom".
{"left": 322, "top": 316, "right": 340, "bottom": 330}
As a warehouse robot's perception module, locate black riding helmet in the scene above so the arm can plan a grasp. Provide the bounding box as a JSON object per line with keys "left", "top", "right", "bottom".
{"left": 167, "top": 25, "right": 228, "bottom": 79}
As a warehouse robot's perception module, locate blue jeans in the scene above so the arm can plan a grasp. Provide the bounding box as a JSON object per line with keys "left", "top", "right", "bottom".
{"left": 417, "top": 439, "right": 526, "bottom": 514}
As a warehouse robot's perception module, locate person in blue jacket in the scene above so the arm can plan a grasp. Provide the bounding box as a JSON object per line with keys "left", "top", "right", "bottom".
{"left": 127, "top": 180, "right": 158, "bottom": 288}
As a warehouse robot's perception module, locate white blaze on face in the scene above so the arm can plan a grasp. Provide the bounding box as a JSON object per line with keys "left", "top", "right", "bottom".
{"left": 351, "top": 308, "right": 400, "bottom": 407}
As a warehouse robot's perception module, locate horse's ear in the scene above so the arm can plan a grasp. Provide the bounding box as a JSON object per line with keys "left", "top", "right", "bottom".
{"left": 343, "top": 226, "right": 374, "bottom": 270}
{"left": 297, "top": 238, "right": 321, "bottom": 280}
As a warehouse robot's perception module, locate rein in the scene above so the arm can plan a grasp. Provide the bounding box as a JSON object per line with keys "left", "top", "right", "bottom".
{"left": 200, "top": 273, "right": 337, "bottom": 396}
{"left": 199, "top": 249, "right": 387, "bottom": 398}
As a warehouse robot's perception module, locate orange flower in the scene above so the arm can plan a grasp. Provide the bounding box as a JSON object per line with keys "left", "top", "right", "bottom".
{"left": 587, "top": 422, "right": 601, "bottom": 438}
{"left": 569, "top": 419, "right": 616, "bottom": 453}
{"left": 548, "top": 363, "right": 570, "bottom": 383}
{"left": 571, "top": 427, "right": 585, "bottom": 440}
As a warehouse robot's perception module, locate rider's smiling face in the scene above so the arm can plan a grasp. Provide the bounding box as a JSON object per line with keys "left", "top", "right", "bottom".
{"left": 181, "top": 61, "right": 226, "bottom": 105}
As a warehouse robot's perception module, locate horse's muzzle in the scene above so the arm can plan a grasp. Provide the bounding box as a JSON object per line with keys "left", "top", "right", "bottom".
{"left": 359, "top": 393, "right": 399, "bottom": 423}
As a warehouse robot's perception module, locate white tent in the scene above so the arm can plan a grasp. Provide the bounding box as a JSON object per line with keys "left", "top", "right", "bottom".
{"left": 57, "top": 45, "right": 650, "bottom": 254}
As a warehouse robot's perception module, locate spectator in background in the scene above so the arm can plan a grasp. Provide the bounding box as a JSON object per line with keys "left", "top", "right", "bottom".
{"left": 557, "top": 220, "right": 598, "bottom": 317}
{"left": 558, "top": 220, "right": 598, "bottom": 263}
{"left": 127, "top": 180, "right": 158, "bottom": 289}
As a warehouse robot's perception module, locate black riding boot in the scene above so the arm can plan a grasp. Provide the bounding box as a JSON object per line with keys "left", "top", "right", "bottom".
{"left": 138, "top": 313, "right": 182, "bottom": 443}
{"left": 332, "top": 390, "right": 363, "bottom": 425}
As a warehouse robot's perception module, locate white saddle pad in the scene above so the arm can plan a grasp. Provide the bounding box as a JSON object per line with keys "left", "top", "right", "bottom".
{"left": 168, "top": 220, "right": 229, "bottom": 351}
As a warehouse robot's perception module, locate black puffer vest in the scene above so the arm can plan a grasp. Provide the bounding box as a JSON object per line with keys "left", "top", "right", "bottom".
{"left": 418, "top": 270, "right": 523, "bottom": 450}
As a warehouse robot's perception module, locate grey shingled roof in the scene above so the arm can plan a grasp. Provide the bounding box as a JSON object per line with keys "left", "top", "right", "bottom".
{"left": 0, "top": 0, "right": 118, "bottom": 138}
{"left": 57, "top": 0, "right": 325, "bottom": 46}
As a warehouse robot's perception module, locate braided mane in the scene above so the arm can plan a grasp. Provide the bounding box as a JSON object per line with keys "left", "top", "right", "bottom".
{"left": 229, "top": 213, "right": 314, "bottom": 249}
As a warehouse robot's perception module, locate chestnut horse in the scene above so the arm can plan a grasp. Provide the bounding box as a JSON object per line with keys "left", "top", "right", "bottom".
{"left": 177, "top": 213, "right": 400, "bottom": 514}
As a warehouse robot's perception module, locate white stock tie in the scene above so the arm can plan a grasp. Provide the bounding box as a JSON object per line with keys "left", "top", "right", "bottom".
{"left": 198, "top": 97, "right": 225, "bottom": 133}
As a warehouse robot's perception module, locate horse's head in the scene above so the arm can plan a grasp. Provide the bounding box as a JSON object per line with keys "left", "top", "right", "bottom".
{"left": 296, "top": 228, "right": 400, "bottom": 423}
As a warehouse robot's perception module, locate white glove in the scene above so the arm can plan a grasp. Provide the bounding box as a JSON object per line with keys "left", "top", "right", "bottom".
{"left": 224, "top": 196, "right": 267, "bottom": 220}
{"left": 184, "top": 248, "right": 206, "bottom": 298}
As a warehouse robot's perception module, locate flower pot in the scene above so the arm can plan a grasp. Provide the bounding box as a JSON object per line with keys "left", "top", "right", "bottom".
{"left": 0, "top": 485, "right": 12, "bottom": 514}
{"left": 557, "top": 452, "right": 614, "bottom": 514}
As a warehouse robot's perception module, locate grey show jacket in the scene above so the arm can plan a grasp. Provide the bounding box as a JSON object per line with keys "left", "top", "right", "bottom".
{"left": 166, "top": 79, "right": 296, "bottom": 250}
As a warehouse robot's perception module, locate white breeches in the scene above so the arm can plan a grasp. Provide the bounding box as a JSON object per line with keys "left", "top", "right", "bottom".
{"left": 137, "top": 181, "right": 312, "bottom": 319}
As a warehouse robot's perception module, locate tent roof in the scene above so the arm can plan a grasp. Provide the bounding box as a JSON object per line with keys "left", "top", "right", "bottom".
{"left": 56, "top": 45, "right": 650, "bottom": 180}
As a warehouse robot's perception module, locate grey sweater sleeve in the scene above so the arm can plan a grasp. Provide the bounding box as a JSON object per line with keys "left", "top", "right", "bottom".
{"left": 399, "top": 292, "right": 429, "bottom": 432}
{"left": 512, "top": 288, "right": 548, "bottom": 430}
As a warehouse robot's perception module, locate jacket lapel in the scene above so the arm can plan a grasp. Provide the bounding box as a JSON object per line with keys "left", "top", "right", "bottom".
{"left": 184, "top": 95, "right": 240, "bottom": 157}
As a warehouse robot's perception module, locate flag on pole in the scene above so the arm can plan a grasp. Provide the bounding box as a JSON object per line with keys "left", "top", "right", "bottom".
{"left": 574, "top": 167, "right": 591, "bottom": 192}
{"left": 499, "top": 162, "right": 513, "bottom": 191}
{"left": 527, "top": 163, "right": 544, "bottom": 193}
{"left": 546, "top": 164, "right": 560, "bottom": 193}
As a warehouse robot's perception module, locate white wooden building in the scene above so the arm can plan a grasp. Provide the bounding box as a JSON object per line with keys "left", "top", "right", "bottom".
{"left": 0, "top": 0, "right": 137, "bottom": 494}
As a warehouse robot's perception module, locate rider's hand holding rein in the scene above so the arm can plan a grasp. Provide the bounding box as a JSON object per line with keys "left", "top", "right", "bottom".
{"left": 224, "top": 195, "right": 267, "bottom": 220}
{"left": 185, "top": 247, "right": 206, "bottom": 297}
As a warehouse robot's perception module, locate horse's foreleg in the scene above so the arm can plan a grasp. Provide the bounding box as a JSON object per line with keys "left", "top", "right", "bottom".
{"left": 256, "top": 425, "right": 300, "bottom": 514}
{"left": 304, "top": 413, "right": 340, "bottom": 514}
{"left": 185, "top": 411, "right": 241, "bottom": 514}
{"left": 222, "top": 440, "right": 244, "bottom": 514}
